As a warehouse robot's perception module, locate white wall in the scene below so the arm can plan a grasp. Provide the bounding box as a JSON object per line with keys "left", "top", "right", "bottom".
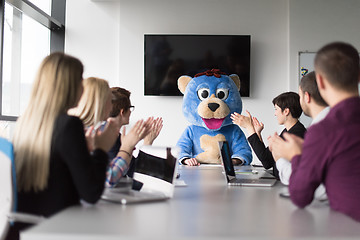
{"left": 66, "top": 0, "right": 289, "bottom": 164}
{"left": 67, "top": 0, "right": 360, "bottom": 163}
{"left": 289, "top": 0, "right": 360, "bottom": 91}
{"left": 65, "top": 0, "right": 120, "bottom": 85}
{"left": 289, "top": 0, "right": 360, "bottom": 127}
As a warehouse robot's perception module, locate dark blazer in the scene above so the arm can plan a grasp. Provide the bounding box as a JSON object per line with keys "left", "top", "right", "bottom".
{"left": 9, "top": 114, "right": 108, "bottom": 240}
{"left": 247, "top": 121, "right": 306, "bottom": 179}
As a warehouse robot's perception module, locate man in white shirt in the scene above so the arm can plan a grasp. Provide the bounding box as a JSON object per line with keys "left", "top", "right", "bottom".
{"left": 271, "top": 71, "right": 329, "bottom": 200}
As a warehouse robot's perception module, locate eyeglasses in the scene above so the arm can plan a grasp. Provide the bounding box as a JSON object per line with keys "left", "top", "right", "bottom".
{"left": 128, "top": 106, "right": 135, "bottom": 112}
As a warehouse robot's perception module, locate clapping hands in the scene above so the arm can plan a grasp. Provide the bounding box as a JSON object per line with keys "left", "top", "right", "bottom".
{"left": 85, "top": 118, "right": 120, "bottom": 152}
{"left": 268, "top": 132, "right": 304, "bottom": 161}
{"left": 120, "top": 117, "right": 153, "bottom": 152}
{"left": 231, "top": 110, "right": 262, "bottom": 137}
{"left": 252, "top": 116, "right": 264, "bottom": 136}
{"left": 144, "top": 117, "right": 163, "bottom": 145}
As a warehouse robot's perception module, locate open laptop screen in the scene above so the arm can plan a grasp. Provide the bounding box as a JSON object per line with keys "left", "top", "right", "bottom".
{"left": 219, "top": 141, "right": 236, "bottom": 180}
{"left": 135, "top": 147, "right": 177, "bottom": 184}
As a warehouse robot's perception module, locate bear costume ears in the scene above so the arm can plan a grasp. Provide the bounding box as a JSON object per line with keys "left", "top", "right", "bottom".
{"left": 229, "top": 74, "right": 241, "bottom": 91}
{"left": 178, "top": 76, "right": 192, "bottom": 94}
{"left": 177, "top": 74, "right": 241, "bottom": 94}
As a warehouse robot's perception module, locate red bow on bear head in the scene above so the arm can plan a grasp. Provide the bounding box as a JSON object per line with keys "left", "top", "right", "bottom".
{"left": 194, "top": 69, "right": 226, "bottom": 78}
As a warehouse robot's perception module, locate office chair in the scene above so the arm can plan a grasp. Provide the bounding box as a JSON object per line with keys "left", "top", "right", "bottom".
{"left": 0, "top": 137, "right": 45, "bottom": 240}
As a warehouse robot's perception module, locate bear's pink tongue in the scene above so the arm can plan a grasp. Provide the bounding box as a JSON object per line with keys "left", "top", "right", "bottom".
{"left": 202, "top": 118, "right": 224, "bottom": 130}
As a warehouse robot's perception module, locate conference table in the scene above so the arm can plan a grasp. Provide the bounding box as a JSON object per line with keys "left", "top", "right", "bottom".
{"left": 21, "top": 165, "right": 360, "bottom": 239}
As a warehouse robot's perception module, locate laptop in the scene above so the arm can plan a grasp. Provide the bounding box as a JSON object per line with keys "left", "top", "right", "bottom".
{"left": 218, "top": 141, "right": 277, "bottom": 187}
{"left": 101, "top": 146, "right": 179, "bottom": 204}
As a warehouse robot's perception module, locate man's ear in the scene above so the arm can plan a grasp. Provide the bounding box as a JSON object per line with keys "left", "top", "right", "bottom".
{"left": 119, "top": 108, "right": 125, "bottom": 117}
{"left": 316, "top": 72, "right": 325, "bottom": 90}
{"left": 304, "top": 92, "right": 311, "bottom": 103}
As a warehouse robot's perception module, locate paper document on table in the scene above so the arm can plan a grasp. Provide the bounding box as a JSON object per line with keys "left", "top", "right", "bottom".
{"left": 174, "top": 179, "right": 187, "bottom": 187}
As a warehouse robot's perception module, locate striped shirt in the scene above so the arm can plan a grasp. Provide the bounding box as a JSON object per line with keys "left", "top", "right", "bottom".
{"left": 106, "top": 156, "right": 129, "bottom": 187}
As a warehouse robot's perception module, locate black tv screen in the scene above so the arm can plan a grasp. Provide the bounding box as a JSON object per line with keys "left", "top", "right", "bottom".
{"left": 144, "top": 34, "right": 251, "bottom": 97}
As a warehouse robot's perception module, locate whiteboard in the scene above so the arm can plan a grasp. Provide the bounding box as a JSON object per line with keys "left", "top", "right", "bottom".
{"left": 298, "top": 51, "right": 360, "bottom": 89}
{"left": 297, "top": 52, "right": 316, "bottom": 127}
{"left": 298, "top": 52, "right": 316, "bottom": 82}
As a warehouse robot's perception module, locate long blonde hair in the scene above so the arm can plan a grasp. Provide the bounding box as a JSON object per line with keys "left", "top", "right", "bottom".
{"left": 68, "top": 77, "right": 110, "bottom": 127}
{"left": 12, "top": 52, "right": 83, "bottom": 192}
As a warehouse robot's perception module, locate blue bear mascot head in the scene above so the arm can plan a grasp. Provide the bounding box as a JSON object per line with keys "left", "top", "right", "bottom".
{"left": 176, "top": 69, "right": 252, "bottom": 165}
{"left": 178, "top": 69, "right": 242, "bottom": 130}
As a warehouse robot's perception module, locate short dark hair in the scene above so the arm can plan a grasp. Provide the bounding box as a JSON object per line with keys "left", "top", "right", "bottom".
{"left": 299, "top": 71, "right": 328, "bottom": 107}
{"left": 272, "top": 92, "right": 302, "bottom": 119}
{"left": 314, "top": 42, "right": 359, "bottom": 92}
{"left": 110, "top": 87, "right": 131, "bottom": 117}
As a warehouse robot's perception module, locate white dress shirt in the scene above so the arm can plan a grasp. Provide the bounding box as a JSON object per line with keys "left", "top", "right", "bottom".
{"left": 276, "top": 107, "right": 330, "bottom": 201}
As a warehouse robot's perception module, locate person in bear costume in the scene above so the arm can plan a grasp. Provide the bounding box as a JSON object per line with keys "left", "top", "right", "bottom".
{"left": 176, "top": 69, "right": 252, "bottom": 166}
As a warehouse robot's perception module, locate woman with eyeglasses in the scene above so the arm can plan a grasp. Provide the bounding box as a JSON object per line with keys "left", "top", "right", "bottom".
{"left": 68, "top": 79, "right": 155, "bottom": 187}
{"left": 106, "top": 87, "right": 163, "bottom": 187}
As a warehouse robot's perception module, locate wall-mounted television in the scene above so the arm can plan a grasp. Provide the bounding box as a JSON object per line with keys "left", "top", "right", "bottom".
{"left": 144, "top": 34, "right": 251, "bottom": 97}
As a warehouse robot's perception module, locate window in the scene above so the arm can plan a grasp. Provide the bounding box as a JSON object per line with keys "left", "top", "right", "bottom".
{"left": 27, "top": 0, "right": 51, "bottom": 15}
{"left": 2, "top": 2, "right": 50, "bottom": 117}
{"left": 0, "top": 0, "right": 65, "bottom": 138}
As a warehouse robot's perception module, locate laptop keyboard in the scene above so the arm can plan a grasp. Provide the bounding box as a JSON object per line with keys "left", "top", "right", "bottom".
{"left": 231, "top": 179, "right": 259, "bottom": 184}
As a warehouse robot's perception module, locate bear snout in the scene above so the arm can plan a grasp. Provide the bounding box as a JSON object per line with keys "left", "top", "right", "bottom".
{"left": 208, "top": 103, "right": 220, "bottom": 112}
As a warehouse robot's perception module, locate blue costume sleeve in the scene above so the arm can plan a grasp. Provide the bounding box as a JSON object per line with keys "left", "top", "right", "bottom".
{"left": 176, "top": 126, "right": 194, "bottom": 162}
{"left": 230, "top": 126, "right": 253, "bottom": 165}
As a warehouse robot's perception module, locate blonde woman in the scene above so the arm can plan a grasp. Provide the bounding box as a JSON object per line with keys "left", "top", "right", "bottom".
{"left": 68, "top": 77, "right": 113, "bottom": 128}
{"left": 9, "top": 52, "right": 145, "bottom": 239}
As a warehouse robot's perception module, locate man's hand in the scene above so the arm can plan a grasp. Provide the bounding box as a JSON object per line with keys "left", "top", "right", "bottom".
{"left": 269, "top": 132, "right": 304, "bottom": 161}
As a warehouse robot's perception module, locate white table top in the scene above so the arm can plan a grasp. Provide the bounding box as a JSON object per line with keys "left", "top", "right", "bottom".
{"left": 21, "top": 165, "right": 360, "bottom": 239}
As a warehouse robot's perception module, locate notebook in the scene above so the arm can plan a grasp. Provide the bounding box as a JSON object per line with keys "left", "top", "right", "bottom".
{"left": 101, "top": 145, "right": 179, "bottom": 204}
{"left": 218, "top": 141, "right": 277, "bottom": 187}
